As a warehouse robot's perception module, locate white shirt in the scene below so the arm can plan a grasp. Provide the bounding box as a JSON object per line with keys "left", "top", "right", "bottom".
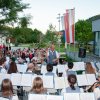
{"left": 0, "top": 66, "right": 7, "bottom": 74}
{"left": 94, "top": 87, "right": 100, "bottom": 100}
{"left": 47, "top": 50, "right": 59, "bottom": 58}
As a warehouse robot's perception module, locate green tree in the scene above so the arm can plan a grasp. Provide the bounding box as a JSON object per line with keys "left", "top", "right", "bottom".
{"left": 33, "top": 29, "right": 43, "bottom": 43}
{"left": 75, "top": 20, "right": 93, "bottom": 48}
{"left": 44, "top": 24, "right": 57, "bottom": 44}
{"left": 0, "top": 0, "right": 29, "bottom": 25}
{"left": 19, "top": 15, "right": 32, "bottom": 28}
{"left": 13, "top": 27, "right": 34, "bottom": 43}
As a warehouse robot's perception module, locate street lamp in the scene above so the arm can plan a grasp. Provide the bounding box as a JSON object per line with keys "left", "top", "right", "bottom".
{"left": 57, "top": 13, "right": 61, "bottom": 52}
{"left": 57, "top": 13, "right": 61, "bottom": 31}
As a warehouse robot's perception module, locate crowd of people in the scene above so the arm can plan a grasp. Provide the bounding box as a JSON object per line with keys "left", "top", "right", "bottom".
{"left": 0, "top": 44, "right": 100, "bottom": 100}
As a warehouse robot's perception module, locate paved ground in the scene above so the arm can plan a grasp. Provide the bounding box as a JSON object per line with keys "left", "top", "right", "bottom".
{"left": 66, "top": 51, "right": 100, "bottom": 62}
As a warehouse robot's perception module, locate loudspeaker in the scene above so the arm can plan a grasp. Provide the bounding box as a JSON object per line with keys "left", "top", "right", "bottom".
{"left": 78, "top": 48, "right": 86, "bottom": 58}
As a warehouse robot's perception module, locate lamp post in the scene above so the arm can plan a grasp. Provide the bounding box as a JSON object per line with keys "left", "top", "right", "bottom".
{"left": 57, "top": 13, "right": 61, "bottom": 52}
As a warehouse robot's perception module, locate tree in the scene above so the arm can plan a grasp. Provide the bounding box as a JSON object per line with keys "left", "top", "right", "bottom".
{"left": 13, "top": 27, "right": 34, "bottom": 43}
{"left": 44, "top": 24, "right": 57, "bottom": 44}
{"left": 33, "top": 29, "right": 43, "bottom": 43}
{"left": 19, "top": 15, "right": 32, "bottom": 28}
{"left": 0, "top": 0, "right": 29, "bottom": 25}
{"left": 75, "top": 20, "right": 93, "bottom": 48}
{"left": 12, "top": 27, "right": 43, "bottom": 44}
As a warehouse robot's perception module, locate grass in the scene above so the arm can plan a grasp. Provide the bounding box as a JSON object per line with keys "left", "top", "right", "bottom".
{"left": 18, "top": 43, "right": 79, "bottom": 54}
{"left": 55, "top": 44, "right": 79, "bottom": 52}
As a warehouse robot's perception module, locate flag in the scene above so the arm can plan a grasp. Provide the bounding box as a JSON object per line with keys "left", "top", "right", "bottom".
{"left": 64, "top": 8, "right": 75, "bottom": 44}
{"left": 61, "top": 15, "right": 65, "bottom": 30}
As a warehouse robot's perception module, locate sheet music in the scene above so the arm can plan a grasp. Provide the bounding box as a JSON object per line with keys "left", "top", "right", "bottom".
{"left": 91, "top": 62, "right": 96, "bottom": 69}
{"left": 41, "top": 65, "right": 47, "bottom": 75}
{"left": 21, "top": 74, "right": 32, "bottom": 87}
{"left": 80, "top": 93, "right": 95, "bottom": 100}
{"left": 47, "top": 95, "right": 63, "bottom": 100}
{"left": 28, "top": 94, "right": 47, "bottom": 100}
{"left": 43, "top": 76, "right": 54, "bottom": 89}
{"left": 52, "top": 66, "right": 57, "bottom": 75}
{"left": 76, "top": 74, "right": 88, "bottom": 86}
{"left": 57, "top": 65, "right": 66, "bottom": 73}
{"left": 11, "top": 73, "right": 22, "bottom": 86}
{"left": 73, "top": 62, "right": 85, "bottom": 71}
{"left": 54, "top": 77, "right": 66, "bottom": 89}
{"left": 17, "top": 64, "right": 28, "bottom": 73}
{"left": 2, "top": 74, "right": 11, "bottom": 80}
{"left": 64, "top": 93, "right": 80, "bottom": 100}
{"left": 86, "top": 74, "right": 96, "bottom": 85}
{"left": 0, "top": 73, "right": 3, "bottom": 85}
{"left": 0, "top": 74, "right": 10, "bottom": 85}
{"left": 0, "top": 97, "right": 9, "bottom": 100}
{"left": 96, "top": 62, "right": 100, "bottom": 70}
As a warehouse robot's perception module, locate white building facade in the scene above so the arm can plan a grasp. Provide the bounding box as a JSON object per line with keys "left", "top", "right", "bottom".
{"left": 92, "top": 19, "right": 100, "bottom": 57}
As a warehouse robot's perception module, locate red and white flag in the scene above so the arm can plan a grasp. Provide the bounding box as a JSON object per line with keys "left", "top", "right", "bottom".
{"left": 64, "top": 8, "right": 75, "bottom": 43}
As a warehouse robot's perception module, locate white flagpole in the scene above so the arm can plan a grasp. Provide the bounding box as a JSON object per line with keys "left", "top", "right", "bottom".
{"left": 73, "top": 8, "right": 76, "bottom": 60}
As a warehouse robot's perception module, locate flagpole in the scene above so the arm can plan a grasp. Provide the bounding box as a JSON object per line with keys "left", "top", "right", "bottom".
{"left": 57, "top": 13, "right": 61, "bottom": 53}
{"left": 73, "top": 8, "right": 76, "bottom": 60}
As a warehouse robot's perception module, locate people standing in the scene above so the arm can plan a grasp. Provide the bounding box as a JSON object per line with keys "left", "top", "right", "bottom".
{"left": 46, "top": 44, "right": 59, "bottom": 66}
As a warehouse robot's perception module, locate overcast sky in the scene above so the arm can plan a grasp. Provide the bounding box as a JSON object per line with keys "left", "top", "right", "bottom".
{"left": 22, "top": 0, "right": 100, "bottom": 33}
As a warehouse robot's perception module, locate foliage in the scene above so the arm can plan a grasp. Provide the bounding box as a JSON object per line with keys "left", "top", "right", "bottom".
{"left": 13, "top": 27, "right": 33, "bottom": 43}
{"left": 0, "top": 0, "right": 29, "bottom": 25}
{"left": 75, "top": 20, "right": 93, "bottom": 47}
{"left": 43, "top": 24, "right": 58, "bottom": 44}
{"left": 12, "top": 27, "right": 43, "bottom": 44}
{"left": 33, "top": 28, "right": 43, "bottom": 43}
{"left": 19, "top": 15, "right": 32, "bottom": 28}
{"left": 61, "top": 34, "right": 65, "bottom": 45}
{"left": 66, "top": 55, "right": 75, "bottom": 62}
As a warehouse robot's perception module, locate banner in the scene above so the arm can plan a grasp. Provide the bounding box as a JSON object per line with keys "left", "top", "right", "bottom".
{"left": 64, "top": 8, "right": 75, "bottom": 44}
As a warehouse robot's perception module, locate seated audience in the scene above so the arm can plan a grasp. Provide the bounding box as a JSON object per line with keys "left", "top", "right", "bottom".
{"left": 31, "top": 57, "right": 41, "bottom": 72}
{"left": 0, "top": 79, "right": 18, "bottom": 100}
{"left": 30, "top": 77, "right": 47, "bottom": 94}
{"left": 8, "top": 61, "right": 18, "bottom": 74}
{"left": 61, "top": 74, "right": 80, "bottom": 94}
{"left": 26, "top": 63, "right": 34, "bottom": 74}
{"left": 67, "top": 62, "right": 76, "bottom": 75}
{"left": 87, "top": 74, "right": 100, "bottom": 100}
{"left": 0, "top": 57, "right": 7, "bottom": 73}
{"left": 45, "top": 64, "right": 54, "bottom": 76}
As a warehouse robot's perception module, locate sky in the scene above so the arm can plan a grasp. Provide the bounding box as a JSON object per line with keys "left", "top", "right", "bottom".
{"left": 22, "top": 0, "right": 100, "bottom": 33}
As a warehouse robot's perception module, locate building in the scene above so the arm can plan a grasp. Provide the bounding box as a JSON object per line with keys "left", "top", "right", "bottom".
{"left": 92, "top": 19, "right": 100, "bottom": 57}
{"left": 0, "top": 32, "right": 7, "bottom": 45}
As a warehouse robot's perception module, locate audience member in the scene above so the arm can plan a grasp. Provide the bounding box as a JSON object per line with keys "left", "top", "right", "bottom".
{"left": 45, "top": 64, "right": 54, "bottom": 76}
{"left": 0, "top": 79, "right": 18, "bottom": 100}
{"left": 0, "top": 57, "right": 7, "bottom": 73}
{"left": 26, "top": 63, "right": 34, "bottom": 73}
{"left": 87, "top": 73, "right": 100, "bottom": 100}
{"left": 67, "top": 62, "right": 76, "bottom": 75}
{"left": 30, "top": 77, "right": 47, "bottom": 94}
{"left": 8, "top": 61, "right": 18, "bottom": 74}
{"left": 85, "top": 62, "right": 96, "bottom": 74}
{"left": 61, "top": 74, "right": 80, "bottom": 94}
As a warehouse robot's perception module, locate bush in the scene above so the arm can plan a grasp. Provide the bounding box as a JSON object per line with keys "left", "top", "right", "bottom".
{"left": 66, "top": 55, "right": 75, "bottom": 62}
